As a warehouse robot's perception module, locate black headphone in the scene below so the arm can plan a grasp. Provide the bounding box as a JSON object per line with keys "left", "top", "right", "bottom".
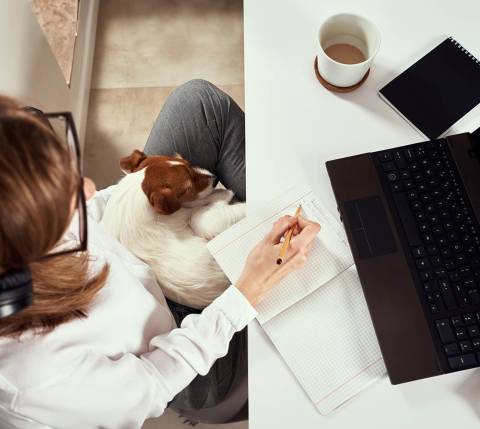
{"left": 0, "top": 268, "right": 33, "bottom": 318}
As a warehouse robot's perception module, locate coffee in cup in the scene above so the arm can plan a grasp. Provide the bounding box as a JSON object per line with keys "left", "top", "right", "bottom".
{"left": 317, "top": 14, "right": 381, "bottom": 88}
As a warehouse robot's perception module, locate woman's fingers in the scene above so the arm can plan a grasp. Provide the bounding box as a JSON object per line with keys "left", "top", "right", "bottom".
{"left": 266, "top": 215, "right": 298, "bottom": 244}
{"left": 290, "top": 217, "right": 321, "bottom": 249}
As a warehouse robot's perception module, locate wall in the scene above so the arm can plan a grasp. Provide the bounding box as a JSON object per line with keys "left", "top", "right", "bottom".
{"left": 0, "top": 0, "right": 99, "bottom": 147}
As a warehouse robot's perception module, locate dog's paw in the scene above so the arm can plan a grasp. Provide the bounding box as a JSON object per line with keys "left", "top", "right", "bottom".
{"left": 206, "top": 189, "right": 235, "bottom": 204}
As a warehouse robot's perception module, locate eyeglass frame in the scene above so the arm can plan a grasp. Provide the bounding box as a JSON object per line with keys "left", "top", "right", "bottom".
{"left": 22, "top": 108, "right": 88, "bottom": 258}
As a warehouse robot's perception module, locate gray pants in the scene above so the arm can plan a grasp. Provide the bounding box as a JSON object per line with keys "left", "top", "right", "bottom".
{"left": 144, "top": 80, "right": 248, "bottom": 424}
{"left": 144, "top": 79, "right": 245, "bottom": 201}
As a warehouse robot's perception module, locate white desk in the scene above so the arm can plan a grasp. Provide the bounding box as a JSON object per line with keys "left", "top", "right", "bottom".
{"left": 244, "top": 0, "right": 480, "bottom": 427}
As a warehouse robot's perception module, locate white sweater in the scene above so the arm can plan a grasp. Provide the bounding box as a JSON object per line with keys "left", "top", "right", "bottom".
{"left": 0, "top": 187, "right": 257, "bottom": 429}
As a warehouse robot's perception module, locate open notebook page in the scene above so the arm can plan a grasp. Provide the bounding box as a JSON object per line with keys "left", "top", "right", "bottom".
{"left": 208, "top": 184, "right": 354, "bottom": 324}
{"left": 262, "top": 265, "right": 386, "bottom": 415}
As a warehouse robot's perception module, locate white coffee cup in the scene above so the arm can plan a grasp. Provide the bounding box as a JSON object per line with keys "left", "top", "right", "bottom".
{"left": 317, "top": 13, "right": 381, "bottom": 88}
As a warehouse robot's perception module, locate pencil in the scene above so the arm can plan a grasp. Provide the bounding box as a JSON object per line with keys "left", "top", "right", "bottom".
{"left": 276, "top": 205, "right": 302, "bottom": 265}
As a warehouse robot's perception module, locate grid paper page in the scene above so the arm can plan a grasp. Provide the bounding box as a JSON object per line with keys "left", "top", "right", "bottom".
{"left": 208, "top": 185, "right": 353, "bottom": 324}
{"left": 263, "top": 266, "right": 386, "bottom": 415}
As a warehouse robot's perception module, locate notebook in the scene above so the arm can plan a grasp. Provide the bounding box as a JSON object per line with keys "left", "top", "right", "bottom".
{"left": 379, "top": 37, "right": 480, "bottom": 140}
{"left": 207, "top": 184, "right": 386, "bottom": 415}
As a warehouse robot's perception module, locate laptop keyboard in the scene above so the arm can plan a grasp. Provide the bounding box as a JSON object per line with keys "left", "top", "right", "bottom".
{"left": 375, "top": 139, "right": 480, "bottom": 372}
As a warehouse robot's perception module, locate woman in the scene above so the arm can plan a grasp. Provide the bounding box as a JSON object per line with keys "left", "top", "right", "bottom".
{"left": 0, "top": 80, "right": 319, "bottom": 428}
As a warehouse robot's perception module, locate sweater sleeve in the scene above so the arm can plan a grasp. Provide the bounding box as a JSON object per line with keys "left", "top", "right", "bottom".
{"left": 18, "top": 286, "right": 257, "bottom": 429}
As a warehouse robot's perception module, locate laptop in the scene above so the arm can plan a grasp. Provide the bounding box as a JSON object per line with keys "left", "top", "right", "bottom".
{"left": 326, "top": 129, "right": 480, "bottom": 384}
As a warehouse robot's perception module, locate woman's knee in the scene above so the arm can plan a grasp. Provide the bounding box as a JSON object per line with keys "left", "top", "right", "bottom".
{"left": 171, "top": 79, "right": 227, "bottom": 107}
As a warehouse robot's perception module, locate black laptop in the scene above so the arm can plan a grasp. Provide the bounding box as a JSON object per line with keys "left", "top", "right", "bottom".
{"left": 326, "top": 130, "right": 480, "bottom": 384}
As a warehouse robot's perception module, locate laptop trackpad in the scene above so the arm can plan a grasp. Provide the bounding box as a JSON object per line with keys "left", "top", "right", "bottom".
{"left": 344, "top": 196, "right": 397, "bottom": 259}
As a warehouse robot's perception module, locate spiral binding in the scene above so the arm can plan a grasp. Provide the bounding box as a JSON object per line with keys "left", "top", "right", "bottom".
{"left": 448, "top": 36, "right": 480, "bottom": 66}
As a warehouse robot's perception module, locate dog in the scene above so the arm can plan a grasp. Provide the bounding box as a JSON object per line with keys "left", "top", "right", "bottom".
{"left": 101, "top": 150, "right": 246, "bottom": 309}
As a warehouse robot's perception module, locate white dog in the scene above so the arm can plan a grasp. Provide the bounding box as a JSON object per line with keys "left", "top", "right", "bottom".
{"left": 101, "top": 150, "right": 245, "bottom": 308}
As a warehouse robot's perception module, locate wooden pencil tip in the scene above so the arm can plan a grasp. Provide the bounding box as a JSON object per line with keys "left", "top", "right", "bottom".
{"left": 276, "top": 258, "right": 283, "bottom": 265}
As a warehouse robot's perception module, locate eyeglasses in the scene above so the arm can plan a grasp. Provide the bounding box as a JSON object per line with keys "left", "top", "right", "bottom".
{"left": 22, "top": 108, "right": 88, "bottom": 257}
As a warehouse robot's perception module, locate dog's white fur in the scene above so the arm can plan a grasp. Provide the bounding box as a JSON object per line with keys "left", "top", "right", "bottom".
{"left": 101, "top": 169, "right": 245, "bottom": 308}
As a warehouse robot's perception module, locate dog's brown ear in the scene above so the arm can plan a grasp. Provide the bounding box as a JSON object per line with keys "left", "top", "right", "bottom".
{"left": 120, "top": 150, "right": 147, "bottom": 173}
{"left": 147, "top": 187, "right": 181, "bottom": 215}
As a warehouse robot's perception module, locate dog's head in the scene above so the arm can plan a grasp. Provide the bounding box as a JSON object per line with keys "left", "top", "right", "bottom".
{"left": 120, "top": 150, "right": 216, "bottom": 215}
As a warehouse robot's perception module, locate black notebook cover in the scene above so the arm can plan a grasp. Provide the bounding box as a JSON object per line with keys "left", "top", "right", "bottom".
{"left": 379, "top": 37, "right": 480, "bottom": 140}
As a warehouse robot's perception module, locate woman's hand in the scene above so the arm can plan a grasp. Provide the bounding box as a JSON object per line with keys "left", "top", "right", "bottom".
{"left": 236, "top": 214, "right": 321, "bottom": 307}
{"left": 83, "top": 177, "right": 97, "bottom": 200}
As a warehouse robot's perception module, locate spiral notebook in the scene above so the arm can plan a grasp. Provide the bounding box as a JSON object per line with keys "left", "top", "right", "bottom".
{"left": 379, "top": 36, "right": 480, "bottom": 139}
{"left": 207, "top": 185, "right": 386, "bottom": 415}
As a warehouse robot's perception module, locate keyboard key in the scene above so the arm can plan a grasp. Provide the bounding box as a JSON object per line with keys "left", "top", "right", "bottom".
{"left": 378, "top": 151, "right": 393, "bottom": 162}
{"left": 449, "top": 272, "right": 461, "bottom": 282}
{"left": 393, "top": 150, "right": 406, "bottom": 169}
{"left": 441, "top": 248, "right": 452, "bottom": 258}
{"left": 436, "top": 319, "right": 455, "bottom": 343}
{"left": 460, "top": 341, "right": 473, "bottom": 352}
{"left": 401, "top": 171, "right": 411, "bottom": 179}
{"left": 437, "top": 236, "right": 447, "bottom": 246}
{"left": 416, "top": 258, "right": 430, "bottom": 270}
{"left": 391, "top": 182, "right": 402, "bottom": 192}
{"left": 413, "top": 172, "right": 424, "bottom": 181}
{"left": 444, "top": 221, "right": 454, "bottom": 230}
{"left": 431, "top": 256, "right": 442, "bottom": 267}
{"left": 404, "top": 148, "right": 415, "bottom": 161}
{"left": 445, "top": 259, "right": 456, "bottom": 270}
{"left": 423, "top": 234, "right": 434, "bottom": 244}
{"left": 473, "top": 339, "right": 480, "bottom": 350}
{"left": 412, "top": 246, "right": 426, "bottom": 257}
{"left": 415, "top": 212, "right": 426, "bottom": 221}
{"left": 448, "top": 232, "right": 459, "bottom": 241}
{"left": 458, "top": 295, "right": 470, "bottom": 308}
{"left": 464, "top": 314, "right": 476, "bottom": 325}
{"left": 419, "top": 223, "right": 429, "bottom": 232}
{"left": 448, "top": 353, "right": 477, "bottom": 370}
{"left": 421, "top": 270, "right": 434, "bottom": 281}
{"left": 387, "top": 172, "right": 399, "bottom": 181}
{"left": 444, "top": 343, "right": 460, "bottom": 356}
{"left": 410, "top": 163, "right": 420, "bottom": 171}
{"left": 468, "top": 325, "right": 480, "bottom": 337}
{"left": 417, "top": 183, "right": 428, "bottom": 192}
{"left": 451, "top": 316, "right": 463, "bottom": 327}
{"left": 456, "top": 327, "right": 468, "bottom": 340}
{"left": 430, "top": 304, "right": 439, "bottom": 314}
{"left": 468, "top": 289, "right": 480, "bottom": 305}
{"left": 382, "top": 161, "right": 396, "bottom": 171}
{"left": 415, "top": 146, "right": 426, "bottom": 157}
{"left": 427, "top": 245, "right": 439, "bottom": 255}
{"left": 434, "top": 269, "right": 447, "bottom": 278}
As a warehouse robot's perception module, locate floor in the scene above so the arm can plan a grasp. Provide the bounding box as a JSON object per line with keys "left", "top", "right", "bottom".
{"left": 84, "top": 0, "right": 245, "bottom": 190}
{"left": 84, "top": 1, "right": 247, "bottom": 428}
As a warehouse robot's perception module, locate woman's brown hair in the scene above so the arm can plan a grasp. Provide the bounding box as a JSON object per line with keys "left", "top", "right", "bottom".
{"left": 0, "top": 95, "right": 108, "bottom": 337}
